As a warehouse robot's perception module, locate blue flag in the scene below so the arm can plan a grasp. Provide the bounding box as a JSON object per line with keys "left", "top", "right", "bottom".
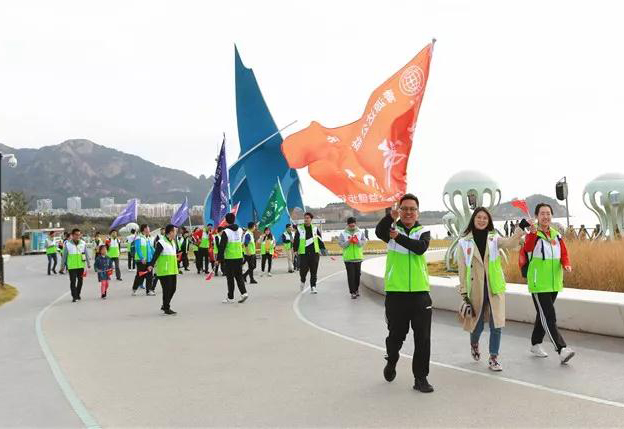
{"left": 170, "top": 197, "right": 189, "bottom": 227}
{"left": 210, "top": 137, "right": 230, "bottom": 223}
{"left": 110, "top": 199, "right": 138, "bottom": 230}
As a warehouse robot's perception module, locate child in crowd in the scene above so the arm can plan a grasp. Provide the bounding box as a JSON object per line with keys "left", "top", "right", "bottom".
{"left": 94, "top": 244, "right": 113, "bottom": 299}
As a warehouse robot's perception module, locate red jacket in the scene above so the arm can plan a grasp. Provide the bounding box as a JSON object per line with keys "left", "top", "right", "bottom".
{"left": 522, "top": 230, "right": 571, "bottom": 267}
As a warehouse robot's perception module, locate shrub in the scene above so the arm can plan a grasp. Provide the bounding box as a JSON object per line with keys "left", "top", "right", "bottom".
{"left": 503, "top": 239, "right": 624, "bottom": 293}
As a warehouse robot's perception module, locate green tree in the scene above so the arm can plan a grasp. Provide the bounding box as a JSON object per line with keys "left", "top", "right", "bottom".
{"left": 2, "top": 191, "right": 30, "bottom": 233}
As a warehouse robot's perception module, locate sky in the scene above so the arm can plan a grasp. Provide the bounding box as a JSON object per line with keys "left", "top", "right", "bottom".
{"left": 1, "top": 0, "right": 623, "bottom": 220}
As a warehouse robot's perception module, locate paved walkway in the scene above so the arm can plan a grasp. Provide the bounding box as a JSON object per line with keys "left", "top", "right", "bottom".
{"left": 2, "top": 255, "right": 624, "bottom": 427}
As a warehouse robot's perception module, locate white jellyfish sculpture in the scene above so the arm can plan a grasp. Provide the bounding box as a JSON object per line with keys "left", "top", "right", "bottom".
{"left": 582, "top": 173, "right": 624, "bottom": 240}
{"left": 442, "top": 171, "right": 502, "bottom": 271}
{"left": 442, "top": 212, "right": 460, "bottom": 239}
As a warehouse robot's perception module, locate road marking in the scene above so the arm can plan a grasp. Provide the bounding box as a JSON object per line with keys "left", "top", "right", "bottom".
{"left": 293, "top": 271, "right": 624, "bottom": 410}
{"left": 35, "top": 289, "right": 101, "bottom": 428}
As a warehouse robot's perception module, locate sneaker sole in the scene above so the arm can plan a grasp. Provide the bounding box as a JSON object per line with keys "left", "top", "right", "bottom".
{"left": 561, "top": 351, "right": 575, "bottom": 364}
{"left": 238, "top": 296, "right": 248, "bottom": 303}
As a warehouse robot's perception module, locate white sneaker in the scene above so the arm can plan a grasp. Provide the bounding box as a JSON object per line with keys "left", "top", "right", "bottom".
{"left": 131, "top": 290, "right": 137, "bottom": 296}
{"left": 222, "top": 298, "right": 235, "bottom": 304}
{"left": 147, "top": 291, "right": 156, "bottom": 296}
{"left": 530, "top": 344, "right": 548, "bottom": 358}
{"left": 559, "top": 347, "right": 576, "bottom": 364}
{"left": 267, "top": 273, "right": 272, "bottom": 277}
{"left": 238, "top": 293, "right": 249, "bottom": 303}
{"left": 300, "top": 282, "right": 305, "bottom": 291}
{"left": 310, "top": 287, "right": 318, "bottom": 294}
{"left": 488, "top": 357, "right": 503, "bottom": 372}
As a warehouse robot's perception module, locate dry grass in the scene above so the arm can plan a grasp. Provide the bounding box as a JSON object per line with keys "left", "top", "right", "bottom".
{"left": 427, "top": 261, "right": 457, "bottom": 277}
{"left": 4, "top": 239, "right": 24, "bottom": 256}
{"left": 503, "top": 239, "right": 624, "bottom": 293}
{"left": 0, "top": 284, "right": 18, "bottom": 307}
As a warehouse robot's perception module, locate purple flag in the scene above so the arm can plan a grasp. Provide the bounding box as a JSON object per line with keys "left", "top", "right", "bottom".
{"left": 170, "top": 197, "right": 189, "bottom": 227}
{"left": 209, "top": 137, "right": 230, "bottom": 223}
{"left": 110, "top": 199, "right": 138, "bottom": 230}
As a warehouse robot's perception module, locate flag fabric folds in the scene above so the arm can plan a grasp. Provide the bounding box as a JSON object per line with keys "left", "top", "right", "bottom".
{"left": 511, "top": 199, "right": 530, "bottom": 216}
{"left": 281, "top": 41, "right": 435, "bottom": 212}
{"left": 210, "top": 137, "right": 230, "bottom": 223}
{"left": 110, "top": 199, "right": 138, "bottom": 230}
{"left": 170, "top": 197, "right": 189, "bottom": 227}
{"left": 258, "top": 180, "right": 287, "bottom": 230}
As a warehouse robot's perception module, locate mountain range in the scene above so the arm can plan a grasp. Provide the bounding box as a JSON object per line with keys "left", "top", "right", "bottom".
{"left": 0, "top": 139, "right": 213, "bottom": 209}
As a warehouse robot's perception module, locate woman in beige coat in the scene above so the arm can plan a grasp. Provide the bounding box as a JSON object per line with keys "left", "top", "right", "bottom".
{"left": 457, "top": 207, "right": 524, "bottom": 371}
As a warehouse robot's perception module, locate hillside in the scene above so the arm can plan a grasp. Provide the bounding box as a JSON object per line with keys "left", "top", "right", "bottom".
{"left": 0, "top": 139, "right": 213, "bottom": 208}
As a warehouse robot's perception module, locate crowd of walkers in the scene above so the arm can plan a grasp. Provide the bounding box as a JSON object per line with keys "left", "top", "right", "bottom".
{"left": 45, "top": 194, "right": 576, "bottom": 394}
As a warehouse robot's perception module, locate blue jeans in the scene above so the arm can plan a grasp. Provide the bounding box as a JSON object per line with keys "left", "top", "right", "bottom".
{"left": 470, "top": 283, "right": 502, "bottom": 356}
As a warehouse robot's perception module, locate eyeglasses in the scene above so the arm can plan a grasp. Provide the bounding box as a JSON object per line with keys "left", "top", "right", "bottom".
{"left": 399, "top": 207, "right": 418, "bottom": 213}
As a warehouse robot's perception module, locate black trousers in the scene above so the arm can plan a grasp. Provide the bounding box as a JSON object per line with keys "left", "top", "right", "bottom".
{"left": 178, "top": 252, "right": 189, "bottom": 269}
{"left": 293, "top": 254, "right": 299, "bottom": 270}
{"left": 68, "top": 268, "right": 84, "bottom": 299}
{"left": 385, "top": 292, "right": 432, "bottom": 379}
{"left": 261, "top": 253, "right": 272, "bottom": 272}
{"left": 532, "top": 292, "right": 567, "bottom": 353}
{"left": 127, "top": 252, "right": 135, "bottom": 270}
{"left": 223, "top": 259, "right": 247, "bottom": 299}
{"left": 110, "top": 257, "right": 122, "bottom": 280}
{"left": 160, "top": 275, "right": 177, "bottom": 310}
{"left": 299, "top": 253, "right": 319, "bottom": 287}
{"left": 197, "top": 248, "right": 209, "bottom": 272}
{"left": 132, "top": 261, "right": 153, "bottom": 293}
{"left": 345, "top": 261, "right": 362, "bottom": 293}
{"left": 243, "top": 255, "right": 256, "bottom": 282}
{"left": 194, "top": 251, "right": 201, "bottom": 272}
{"left": 47, "top": 253, "right": 57, "bottom": 274}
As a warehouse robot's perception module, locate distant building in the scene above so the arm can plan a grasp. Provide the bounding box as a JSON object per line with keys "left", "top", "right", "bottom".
{"left": 100, "top": 197, "right": 114, "bottom": 208}
{"left": 67, "top": 196, "right": 81, "bottom": 211}
{"left": 36, "top": 199, "right": 53, "bottom": 212}
{"left": 128, "top": 198, "right": 141, "bottom": 205}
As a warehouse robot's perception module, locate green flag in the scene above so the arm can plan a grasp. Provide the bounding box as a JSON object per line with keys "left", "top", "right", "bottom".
{"left": 258, "top": 179, "right": 287, "bottom": 230}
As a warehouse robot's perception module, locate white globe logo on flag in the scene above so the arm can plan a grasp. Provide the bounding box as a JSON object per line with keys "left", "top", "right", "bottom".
{"left": 399, "top": 66, "right": 424, "bottom": 96}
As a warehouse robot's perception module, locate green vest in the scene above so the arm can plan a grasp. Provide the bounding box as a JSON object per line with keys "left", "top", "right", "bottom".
{"left": 261, "top": 238, "right": 275, "bottom": 255}
{"left": 341, "top": 228, "right": 364, "bottom": 261}
{"left": 45, "top": 238, "right": 57, "bottom": 255}
{"left": 224, "top": 229, "right": 243, "bottom": 260}
{"left": 527, "top": 228, "right": 564, "bottom": 293}
{"left": 283, "top": 231, "right": 293, "bottom": 250}
{"left": 155, "top": 237, "right": 178, "bottom": 277}
{"left": 384, "top": 224, "right": 429, "bottom": 292}
{"left": 199, "top": 228, "right": 211, "bottom": 248}
{"left": 297, "top": 225, "right": 320, "bottom": 255}
{"left": 66, "top": 240, "right": 87, "bottom": 270}
{"left": 458, "top": 233, "right": 506, "bottom": 299}
{"left": 107, "top": 237, "right": 120, "bottom": 258}
{"left": 244, "top": 232, "right": 256, "bottom": 255}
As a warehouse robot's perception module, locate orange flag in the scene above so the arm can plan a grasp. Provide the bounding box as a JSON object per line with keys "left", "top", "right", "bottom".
{"left": 281, "top": 41, "right": 435, "bottom": 212}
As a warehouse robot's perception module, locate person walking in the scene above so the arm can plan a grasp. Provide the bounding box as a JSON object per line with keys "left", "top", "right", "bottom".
{"left": 94, "top": 244, "right": 113, "bottom": 299}
{"left": 148, "top": 224, "right": 179, "bottom": 315}
{"left": 503, "top": 220, "right": 509, "bottom": 237}
{"left": 260, "top": 227, "right": 275, "bottom": 277}
{"left": 375, "top": 194, "right": 434, "bottom": 393}
{"left": 92, "top": 231, "right": 104, "bottom": 259}
{"left": 457, "top": 207, "right": 525, "bottom": 372}
{"left": 45, "top": 231, "right": 58, "bottom": 275}
{"left": 281, "top": 224, "right": 295, "bottom": 273}
{"left": 106, "top": 229, "right": 123, "bottom": 281}
{"left": 197, "top": 224, "right": 212, "bottom": 274}
{"left": 132, "top": 224, "right": 156, "bottom": 296}
{"left": 338, "top": 217, "right": 367, "bottom": 299}
{"left": 294, "top": 213, "right": 326, "bottom": 294}
{"left": 59, "top": 228, "right": 91, "bottom": 302}
{"left": 191, "top": 227, "right": 202, "bottom": 273}
{"left": 217, "top": 213, "right": 248, "bottom": 304}
{"left": 178, "top": 228, "right": 191, "bottom": 272}
{"left": 523, "top": 203, "right": 575, "bottom": 363}
{"left": 213, "top": 227, "right": 224, "bottom": 276}
{"left": 242, "top": 222, "right": 258, "bottom": 284}
{"left": 126, "top": 228, "right": 137, "bottom": 271}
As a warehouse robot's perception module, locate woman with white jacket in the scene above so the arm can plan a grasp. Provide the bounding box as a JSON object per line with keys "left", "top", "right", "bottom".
{"left": 457, "top": 207, "right": 525, "bottom": 371}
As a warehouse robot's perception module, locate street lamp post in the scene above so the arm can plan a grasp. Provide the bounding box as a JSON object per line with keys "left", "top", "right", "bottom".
{"left": 0, "top": 152, "right": 18, "bottom": 287}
